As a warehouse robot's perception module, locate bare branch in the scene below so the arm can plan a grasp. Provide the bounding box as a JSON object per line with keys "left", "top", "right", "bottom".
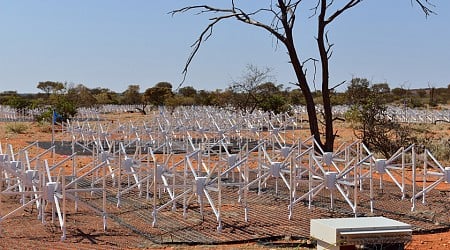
{"left": 302, "top": 57, "right": 318, "bottom": 66}
{"left": 233, "top": 9, "right": 286, "bottom": 42}
{"left": 325, "top": 0, "right": 362, "bottom": 25}
{"left": 412, "top": 0, "right": 436, "bottom": 16}
{"left": 169, "top": 5, "right": 234, "bottom": 17}
{"left": 327, "top": 0, "right": 334, "bottom": 10}
{"left": 333, "top": 129, "right": 340, "bottom": 140}
{"left": 170, "top": 4, "right": 289, "bottom": 89}
{"left": 319, "top": 118, "right": 325, "bottom": 126}
{"left": 302, "top": 57, "right": 318, "bottom": 90}
{"left": 309, "top": 0, "right": 320, "bottom": 18}
{"left": 174, "top": 14, "right": 234, "bottom": 90}
{"left": 286, "top": 1, "right": 302, "bottom": 28}
{"left": 333, "top": 117, "right": 345, "bottom": 122}
{"left": 325, "top": 30, "right": 334, "bottom": 59}
{"left": 330, "top": 80, "right": 347, "bottom": 91}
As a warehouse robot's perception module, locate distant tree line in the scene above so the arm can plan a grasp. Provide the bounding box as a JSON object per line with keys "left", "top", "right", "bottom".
{"left": 0, "top": 76, "right": 449, "bottom": 122}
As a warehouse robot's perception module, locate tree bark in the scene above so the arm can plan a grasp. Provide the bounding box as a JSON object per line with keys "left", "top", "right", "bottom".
{"left": 276, "top": 0, "right": 325, "bottom": 150}
{"left": 318, "top": 0, "right": 334, "bottom": 151}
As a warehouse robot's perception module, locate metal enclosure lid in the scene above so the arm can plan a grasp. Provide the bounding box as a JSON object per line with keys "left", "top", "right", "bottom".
{"left": 310, "top": 217, "right": 412, "bottom": 245}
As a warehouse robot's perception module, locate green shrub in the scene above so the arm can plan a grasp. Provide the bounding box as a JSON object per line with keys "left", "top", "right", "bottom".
{"left": 36, "top": 120, "right": 52, "bottom": 133}
{"left": 420, "top": 138, "right": 450, "bottom": 163}
{"left": 6, "top": 123, "right": 28, "bottom": 134}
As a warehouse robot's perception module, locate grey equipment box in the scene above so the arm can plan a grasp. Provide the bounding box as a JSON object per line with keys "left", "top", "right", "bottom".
{"left": 310, "top": 217, "right": 412, "bottom": 250}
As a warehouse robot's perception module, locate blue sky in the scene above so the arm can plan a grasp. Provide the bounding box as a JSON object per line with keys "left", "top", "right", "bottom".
{"left": 1, "top": 0, "right": 449, "bottom": 93}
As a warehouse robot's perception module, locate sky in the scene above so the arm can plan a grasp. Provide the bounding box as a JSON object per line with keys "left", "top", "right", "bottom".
{"left": 1, "top": 0, "right": 449, "bottom": 94}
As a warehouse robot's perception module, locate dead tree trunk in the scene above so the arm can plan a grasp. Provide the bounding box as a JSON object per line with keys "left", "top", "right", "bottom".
{"left": 172, "top": 0, "right": 435, "bottom": 153}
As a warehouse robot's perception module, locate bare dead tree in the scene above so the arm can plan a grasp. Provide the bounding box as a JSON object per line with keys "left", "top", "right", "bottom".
{"left": 229, "top": 64, "right": 274, "bottom": 113}
{"left": 171, "top": 0, "right": 435, "bottom": 151}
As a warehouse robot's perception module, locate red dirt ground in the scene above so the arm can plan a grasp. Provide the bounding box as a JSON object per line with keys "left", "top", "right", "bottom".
{"left": 0, "top": 116, "right": 449, "bottom": 249}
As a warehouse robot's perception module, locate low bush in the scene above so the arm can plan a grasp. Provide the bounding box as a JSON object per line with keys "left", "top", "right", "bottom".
{"left": 6, "top": 123, "right": 28, "bottom": 134}
{"left": 420, "top": 138, "right": 450, "bottom": 163}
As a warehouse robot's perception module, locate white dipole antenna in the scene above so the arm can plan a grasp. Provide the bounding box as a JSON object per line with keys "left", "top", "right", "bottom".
{"left": 411, "top": 148, "right": 448, "bottom": 211}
